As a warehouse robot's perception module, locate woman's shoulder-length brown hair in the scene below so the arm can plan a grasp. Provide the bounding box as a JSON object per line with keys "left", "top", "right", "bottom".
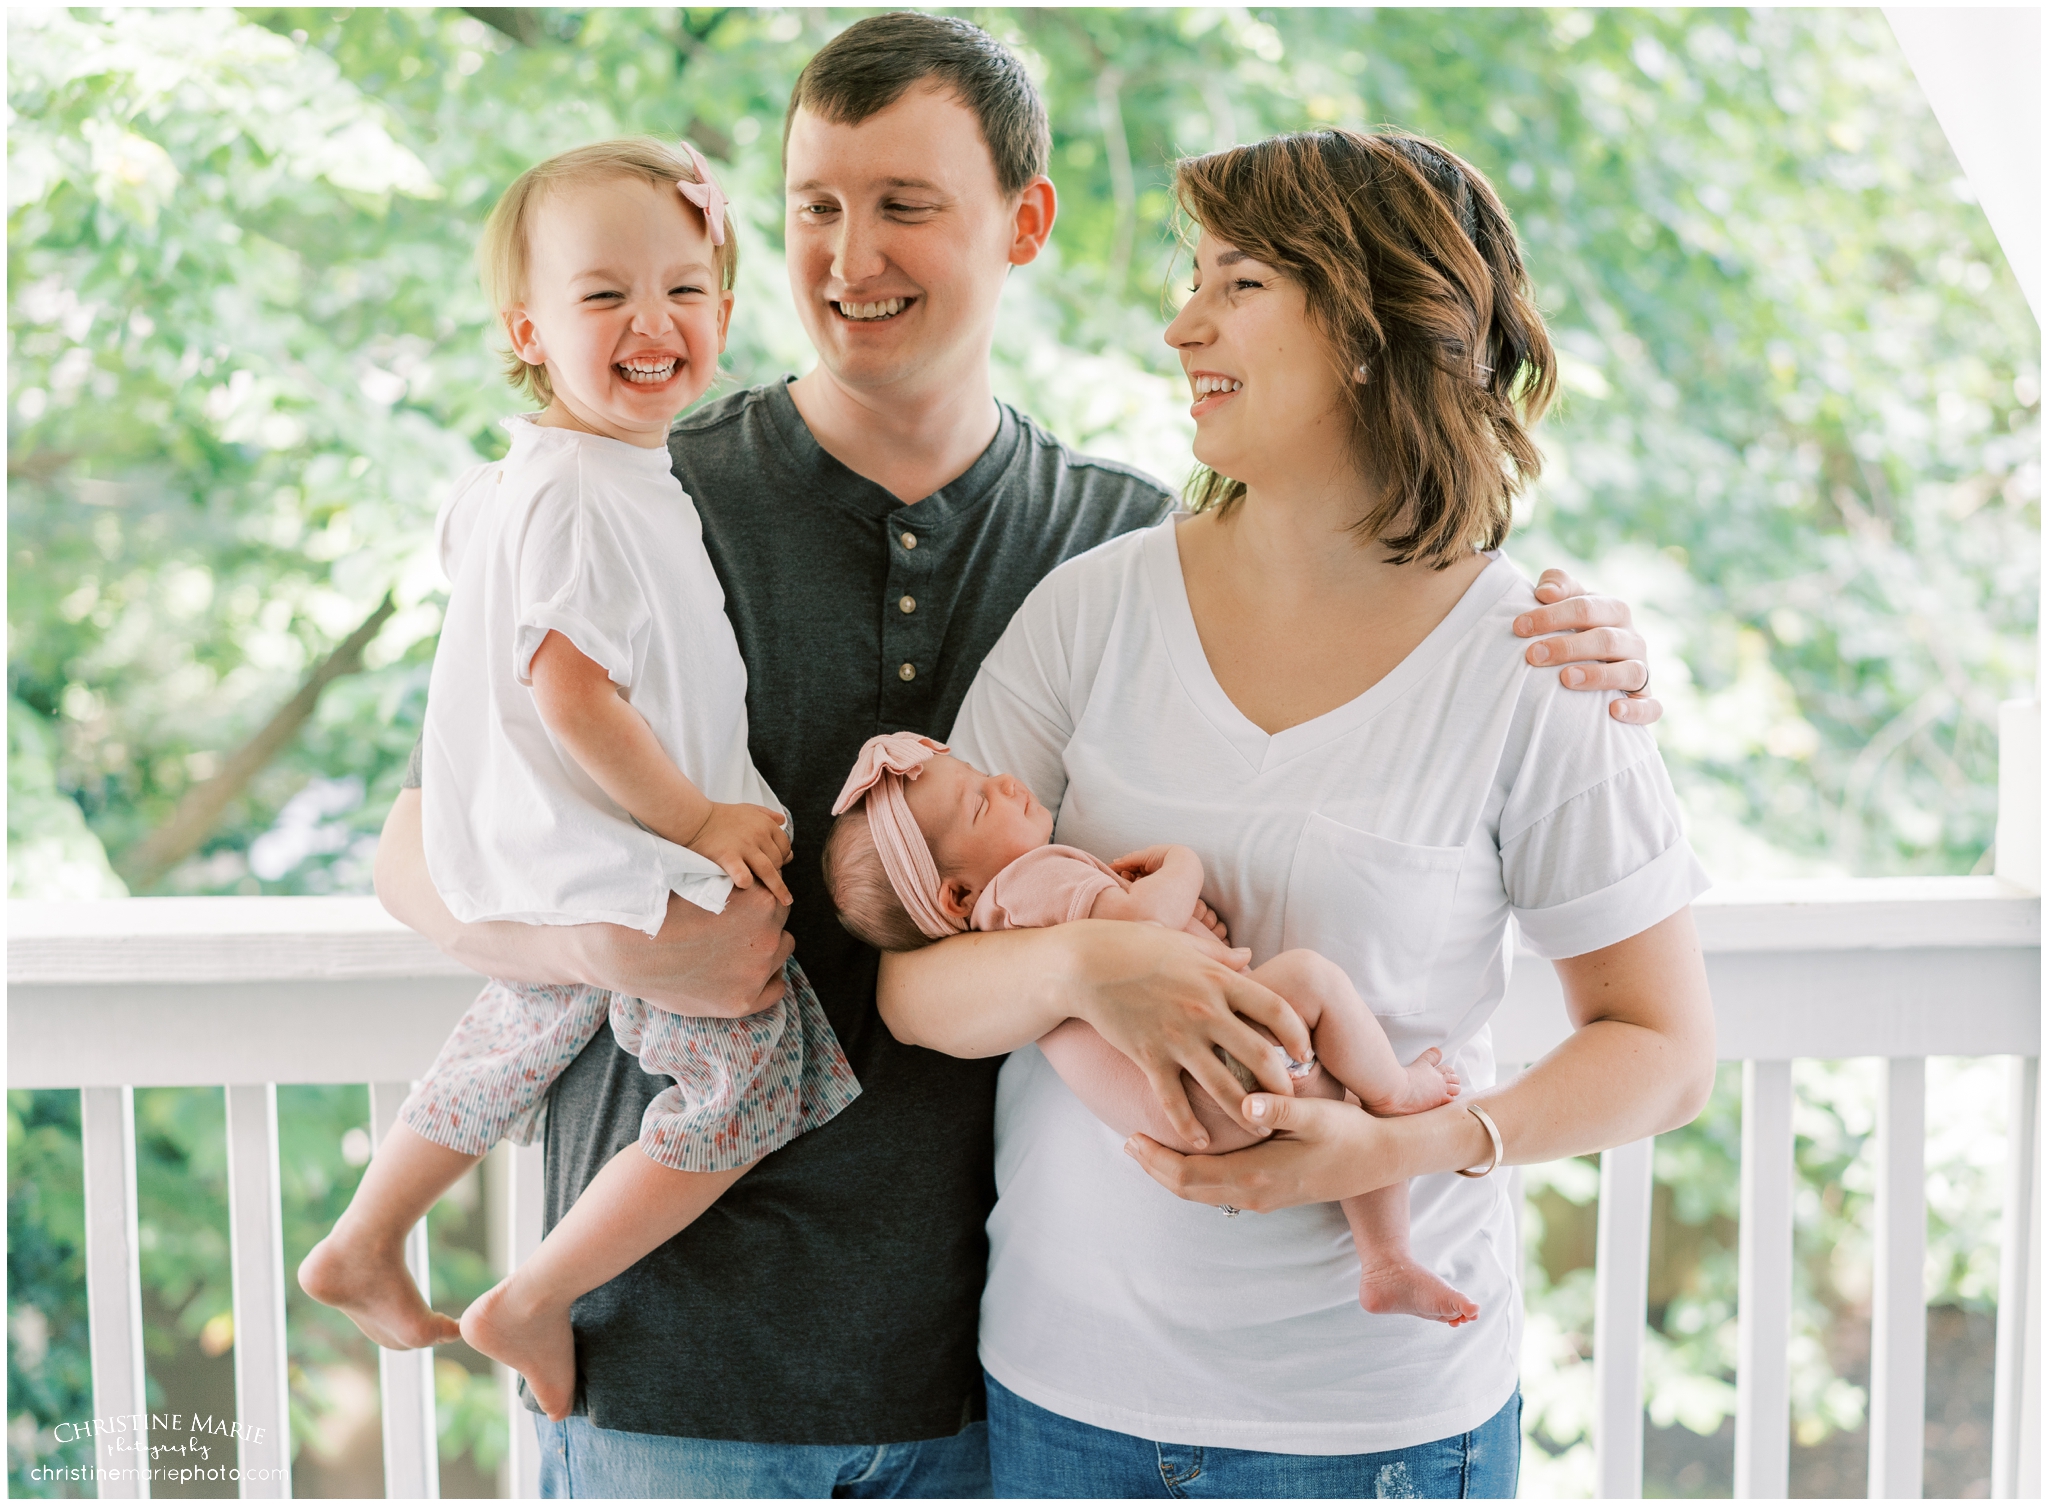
{"left": 1174, "top": 128, "right": 1557, "bottom": 569}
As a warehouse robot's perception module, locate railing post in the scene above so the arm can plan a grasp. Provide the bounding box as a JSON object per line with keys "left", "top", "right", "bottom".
{"left": 1594, "top": 1136, "right": 1654, "bottom": 1499}
{"left": 81, "top": 1085, "right": 151, "bottom": 1499}
{"left": 223, "top": 1084, "right": 293, "bottom": 1498}
{"left": 1992, "top": 1056, "right": 2040, "bottom": 1497}
{"left": 487, "top": 1140, "right": 547, "bottom": 1499}
{"left": 1869, "top": 1057, "right": 1927, "bottom": 1500}
{"left": 1735, "top": 1060, "right": 1794, "bottom": 1498}
{"left": 369, "top": 1082, "right": 439, "bottom": 1501}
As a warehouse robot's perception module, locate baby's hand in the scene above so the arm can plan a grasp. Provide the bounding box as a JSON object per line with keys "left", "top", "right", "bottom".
{"left": 687, "top": 803, "right": 793, "bottom": 905}
{"left": 1110, "top": 844, "right": 1179, "bottom": 881}
{"left": 1191, "top": 898, "right": 1230, "bottom": 944}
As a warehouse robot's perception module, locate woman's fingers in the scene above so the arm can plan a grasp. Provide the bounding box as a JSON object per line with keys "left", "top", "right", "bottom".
{"left": 1126, "top": 1094, "right": 1383, "bottom": 1212}
{"left": 1556, "top": 657, "right": 1647, "bottom": 692}
{"left": 1524, "top": 623, "right": 1646, "bottom": 668}
{"left": 1123, "top": 1134, "right": 1236, "bottom": 1207}
{"left": 1221, "top": 968, "right": 1315, "bottom": 1066}
{"left": 1137, "top": 1067, "right": 1213, "bottom": 1150}
{"left": 1610, "top": 693, "right": 1664, "bottom": 725}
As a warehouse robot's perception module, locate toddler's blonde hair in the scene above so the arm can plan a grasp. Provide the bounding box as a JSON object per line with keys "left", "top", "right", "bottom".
{"left": 822, "top": 807, "right": 938, "bottom": 954}
{"left": 477, "top": 137, "right": 740, "bottom": 406}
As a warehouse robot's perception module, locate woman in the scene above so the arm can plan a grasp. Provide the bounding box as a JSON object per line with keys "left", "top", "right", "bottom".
{"left": 877, "top": 128, "right": 1716, "bottom": 1498}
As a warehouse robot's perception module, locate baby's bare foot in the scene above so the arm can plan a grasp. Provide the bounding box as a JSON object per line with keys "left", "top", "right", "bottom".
{"left": 1362, "top": 1047, "right": 1460, "bottom": 1117}
{"left": 1358, "top": 1259, "right": 1481, "bottom": 1327}
{"left": 299, "top": 1230, "right": 461, "bottom": 1350}
{"left": 461, "top": 1278, "right": 578, "bottom": 1421}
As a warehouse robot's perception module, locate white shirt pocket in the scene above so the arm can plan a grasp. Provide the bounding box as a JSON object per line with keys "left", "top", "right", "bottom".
{"left": 1280, "top": 813, "right": 1466, "bottom": 1018}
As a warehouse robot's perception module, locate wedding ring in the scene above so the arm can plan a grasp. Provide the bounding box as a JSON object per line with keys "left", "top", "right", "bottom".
{"left": 1219, "top": 1205, "right": 1242, "bottom": 1218}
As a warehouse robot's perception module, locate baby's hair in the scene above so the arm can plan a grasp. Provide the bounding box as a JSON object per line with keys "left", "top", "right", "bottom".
{"left": 822, "top": 806, "right": 937, "bottom": 953}
{"left": 477, "top": 137, "right": 741, "bottom": 406}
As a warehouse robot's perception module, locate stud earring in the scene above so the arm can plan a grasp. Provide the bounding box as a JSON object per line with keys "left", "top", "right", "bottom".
{"left": 1353, "top": 362, "right": 1371, "bottom": 384}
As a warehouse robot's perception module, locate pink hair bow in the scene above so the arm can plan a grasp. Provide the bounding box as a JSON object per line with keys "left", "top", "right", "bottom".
{"left": 831, "top": 733, "right": 963, "bottom": 942}
{"left": 676, "top": 140, "right": 728, "bottom": 247}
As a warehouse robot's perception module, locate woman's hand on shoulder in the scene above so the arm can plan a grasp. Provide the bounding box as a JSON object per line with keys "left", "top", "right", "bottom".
{"left": 1514, "top": 568, "right": 1661, "bottom": 726}
{"left": 1065, "top": 921, "right": 1313, "bottom": 1148}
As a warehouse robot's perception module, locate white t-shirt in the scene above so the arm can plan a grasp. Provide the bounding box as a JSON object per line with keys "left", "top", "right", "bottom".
{"left": 949, "top": 516, "right": 1708, "bottom": 1455}
{"left": 422, "top": 418, "right": 782, "bottom": 934}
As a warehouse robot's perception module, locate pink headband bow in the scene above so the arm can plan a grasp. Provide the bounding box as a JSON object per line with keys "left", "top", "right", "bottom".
{"left": 830, "top": 733, "right": 964, "bottom": 942}
{"left": 676, "top": 141, "right": 727, "bottom": 247}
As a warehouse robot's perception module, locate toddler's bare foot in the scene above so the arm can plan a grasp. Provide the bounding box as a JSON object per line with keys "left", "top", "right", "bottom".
{"left": 1362, "top": 1047, "right": 1460, "bottom": 1117}
{"left": 1358, "top": 1258, "right": 1480, "bottom": 1327}
{"left": 461, "top": 1277, "right": 578, "bottom": 1421}
{"left": 299, "top": 1229, "right": 461, "bottom": 1350}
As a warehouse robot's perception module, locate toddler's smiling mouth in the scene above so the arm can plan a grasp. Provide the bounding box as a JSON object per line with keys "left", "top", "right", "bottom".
{"left": 617, "top": 358, "right": 678, "bottom": 384}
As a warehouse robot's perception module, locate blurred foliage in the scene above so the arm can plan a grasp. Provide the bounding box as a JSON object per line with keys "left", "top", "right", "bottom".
{"left": 7, "top": 6, "right": 2035, "bottom": 898}
{"left": 8, "top": 1092, "right": 94, "bottom": 1496}
{"left": 6, "top": 6, "right": 2036, "bottom": 1498}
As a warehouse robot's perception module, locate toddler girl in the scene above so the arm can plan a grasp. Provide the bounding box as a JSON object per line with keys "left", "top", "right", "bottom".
{"left": 824, "top": 732, "right": 1475, "bottom": 1325}
{"left": 300, "top": 139, "right": 858, "bottom": 1418}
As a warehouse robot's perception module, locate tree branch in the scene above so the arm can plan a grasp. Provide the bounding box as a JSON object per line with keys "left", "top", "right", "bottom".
{"left": 115, "top": 592, "right": 398, "bottom": 892}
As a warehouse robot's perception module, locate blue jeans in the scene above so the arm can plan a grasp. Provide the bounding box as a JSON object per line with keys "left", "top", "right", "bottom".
{"left": 533, "top": 1413, "right": 992, "bottom": 1498}
{"left": 986, "top": 1373, "right": 1522, "bottom": 1498}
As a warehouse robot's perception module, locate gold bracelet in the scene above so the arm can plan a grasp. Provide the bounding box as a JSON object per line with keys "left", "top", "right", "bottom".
{"left": 1456, "top": 1103, "right": 1504, "bottom": 1178}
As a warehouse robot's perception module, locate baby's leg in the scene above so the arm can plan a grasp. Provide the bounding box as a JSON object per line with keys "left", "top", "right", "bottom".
{"left": 1343, "top": 1182, "right": 1479, "bottom": 1326}
{"left": 1037, "top": 1018, "right": 1345, "bottom": 1155}
{"left": 301, "top": 979, "right": 608, "bottom": 1350}
{"left": 461, "top": 1146, "right": 753, "bottom": 1420}
{"left": 1251, "top": 950, "right": 1459, "bottom": 1117}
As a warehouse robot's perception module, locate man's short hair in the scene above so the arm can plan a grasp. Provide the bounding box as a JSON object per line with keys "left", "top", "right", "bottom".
{"left": 783, "top": 12, "right": 1050, "bottom": 196}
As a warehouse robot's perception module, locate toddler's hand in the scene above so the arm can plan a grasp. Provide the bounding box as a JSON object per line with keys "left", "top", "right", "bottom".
{"left": 687, "top": 803, "right": 793, "bottom": 905}
{"left": 1191, "top": 898, "right": 1230, "bottom": 944}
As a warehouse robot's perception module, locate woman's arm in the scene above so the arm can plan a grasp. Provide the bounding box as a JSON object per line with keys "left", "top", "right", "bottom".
{"left": 1122, "top": 907, "right": 1715, "bottom": 1210}
{"left": 876, "top": 919, "right": 1318, "bottom": 1150}
{"left": 374, "top": 787, "right": 793, "bottom": 1014}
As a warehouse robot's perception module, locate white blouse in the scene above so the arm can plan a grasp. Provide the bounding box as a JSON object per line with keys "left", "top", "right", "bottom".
{"left": 422, "top": 418, "right": 782, "bottom": 935}
{"left": 949, "top": 516, "right": 1708, "bottom": 1454}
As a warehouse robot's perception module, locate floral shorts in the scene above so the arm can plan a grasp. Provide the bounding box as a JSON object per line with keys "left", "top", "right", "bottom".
{"left": 399, "top": 958, "right": 859, "bottom": 1172}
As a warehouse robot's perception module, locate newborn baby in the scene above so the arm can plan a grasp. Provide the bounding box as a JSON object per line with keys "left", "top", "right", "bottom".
{"left": 823, "top": 732, "right": 1477, "bottom": 1325}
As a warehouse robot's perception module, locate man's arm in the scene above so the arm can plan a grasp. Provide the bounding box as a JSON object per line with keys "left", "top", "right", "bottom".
{"left": 374, "top": 787, "right": 793, "bottom": 1014}
{"left": 1517, "top": 569, "right": 1662, "bottom": 725}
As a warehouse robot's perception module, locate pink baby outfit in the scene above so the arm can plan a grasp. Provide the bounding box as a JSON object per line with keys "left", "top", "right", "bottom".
{"left": 970, "top": 845, "right": 1216, "bottom": 942}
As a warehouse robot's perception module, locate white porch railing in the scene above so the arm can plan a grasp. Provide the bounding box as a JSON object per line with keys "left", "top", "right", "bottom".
{"left": 8, "top": 878, "right": 2042, "bottom": 1499}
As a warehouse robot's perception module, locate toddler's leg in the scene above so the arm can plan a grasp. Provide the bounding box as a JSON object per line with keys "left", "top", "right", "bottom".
{"left": 465, "top": 969, "right": 858, "bottom": 1420}
{"left": 462, "top": 1145, "right": 752, "bottom": 1421}
{"left": 298, "top": 1124, "right": 475, "bottom": 1349}
{"left": 302, "top": 979, "right": 609, "bottom": 1350}
{"left": 1344, "top": 1182, "right": 1479, "bottom": 1326}
{"left": 1251, "top": 950, "right": 1460, "bottom": 1117}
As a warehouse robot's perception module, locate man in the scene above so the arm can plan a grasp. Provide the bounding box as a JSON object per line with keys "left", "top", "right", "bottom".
{"left": 375, "top": 13, "right": 1659, "bottom": 1497}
